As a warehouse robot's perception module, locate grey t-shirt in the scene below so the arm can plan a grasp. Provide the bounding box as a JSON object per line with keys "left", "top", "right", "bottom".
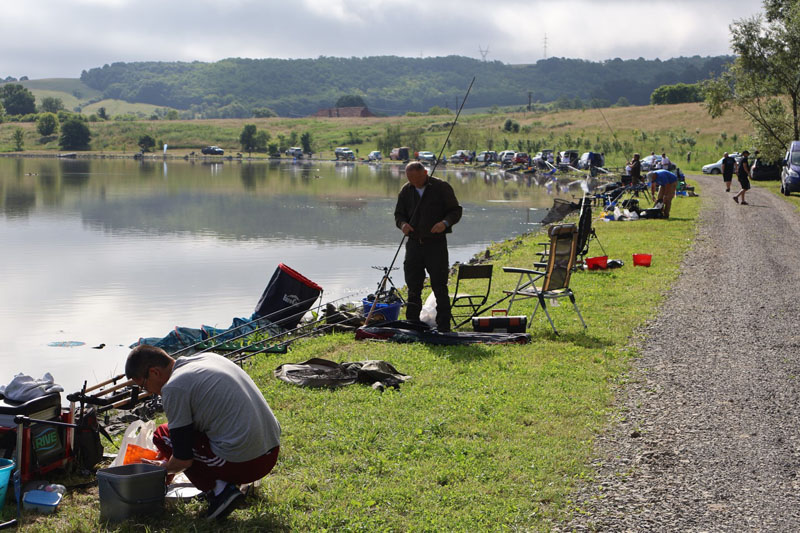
{"left": 162, "top": 353, "right": 281, "bottom": 463}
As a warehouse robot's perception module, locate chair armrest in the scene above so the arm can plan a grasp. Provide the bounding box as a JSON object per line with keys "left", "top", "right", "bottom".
{"left": 503, "top": 267, "right": 545, "bottom": 275}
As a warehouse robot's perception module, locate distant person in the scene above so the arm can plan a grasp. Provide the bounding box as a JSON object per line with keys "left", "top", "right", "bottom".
{"left": 628, "top": 153, "right": 642, "bottom": 185}
{"left": 687, "top": 151, "right": 692, "bottom": 163}
{"left": 126, "top": 345, "right": 281, "bottom": 520}
{"left": 648, "top": 169, "right": 678, "bottom": 218}
{"left": 394, "top": 162, "right": 462, "bottom": 332}
{"left": 661, "top": 152, "right": 671, "bottom": 170}
{"left": 733, "top": 150, "right": 751, "bottom": 205}
{"left": 721, "top": 152, "right": 736, "bottom": 192}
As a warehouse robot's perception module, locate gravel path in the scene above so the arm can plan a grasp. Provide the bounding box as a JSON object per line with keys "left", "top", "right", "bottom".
{"left": 559, "top": 174, "right": 800, "bottom": 532}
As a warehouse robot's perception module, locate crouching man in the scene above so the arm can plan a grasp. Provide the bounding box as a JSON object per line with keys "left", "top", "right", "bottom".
{"left": 126, "top": 345, "right": 281, "bottom": 520}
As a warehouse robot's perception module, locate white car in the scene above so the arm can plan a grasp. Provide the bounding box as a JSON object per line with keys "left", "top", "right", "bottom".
{"left": 368, "top": 150, "right": 382, "bottom": 161}
{"left": 417, "top": 151, "right": 436, "bottom": 163}
{"left": 285, "top": 147, "right": 303, "bottom": 158}
{"left": 702, "top": 153, "right": 740, "bottom": 174}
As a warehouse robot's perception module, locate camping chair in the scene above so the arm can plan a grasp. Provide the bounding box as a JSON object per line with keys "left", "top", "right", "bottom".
{"left": 503, "top": 223, "right": 587, "bottom": 335}
{"left": 538, "top": 198, "right": 605, "bottom": 266}
{"left": 450, "top": 264, "right": 493, "bottom": 328}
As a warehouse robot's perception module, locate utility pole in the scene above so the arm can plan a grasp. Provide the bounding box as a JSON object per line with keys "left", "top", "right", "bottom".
{"left": 528, "top": 91, "right": 532, "bottom": 111}
{"left": 478, "top": 45, "right": 489, "bottom": 62}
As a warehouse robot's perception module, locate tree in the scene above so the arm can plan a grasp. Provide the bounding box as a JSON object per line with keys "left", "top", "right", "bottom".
{"left": 97, "top": 107, "right": 108, "bottom": 120}
{"left": 239, "top": 124, "right": 258, "bottom": 155}
{"left": 614, "top": 96, "right": 631, "bottom": 107}
{"left": 335, "top": 94, "right": 366, "bottom": 108}
{"left": 59, "top": 118, "right": 91, "bottom": 150}
{"left": 255, "top": 131, "right": 270, "bottom": 153}
{"left": 138, "top": 134, "right": 156, "bottom": 152}
{"left": 12, "top": 128, "right": 24, "bottom": 151}
{"left": 0, "top": 84, "right": 36, "bottom": 115}
{"left": 704, "top": 0, "right": 800, "bottom": 159}
{"left": 300, "top": 132, "right": 313, "bottom": 154}
{"left": 651, "top": 83, "right": 703, "bottom": 105}
{"left": 39, "top": 97, "right": 64, "bottom": 113}
{"left": 36, "top": 112, "right": 58, "bottom": 136}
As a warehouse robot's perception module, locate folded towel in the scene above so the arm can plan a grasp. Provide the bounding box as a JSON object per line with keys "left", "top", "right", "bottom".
{"left": 0, "top": 372, "right": 63, "bottom": 402}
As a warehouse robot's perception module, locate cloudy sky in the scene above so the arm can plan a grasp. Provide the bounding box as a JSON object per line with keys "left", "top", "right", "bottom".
{"left": 3, "top": 0, "right": 765, "bottom": 80}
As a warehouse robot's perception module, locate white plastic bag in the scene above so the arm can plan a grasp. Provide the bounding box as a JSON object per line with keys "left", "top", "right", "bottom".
{"left": 110, "top": 419, "right": 157, "bottom": 467}
{"left": 419, "top": 292, "right": 438, "bottom": 327}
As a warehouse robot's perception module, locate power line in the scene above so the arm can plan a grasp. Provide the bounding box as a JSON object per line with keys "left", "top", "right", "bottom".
{"left": 478, "top": 45, "right": 490, "bottom": 62}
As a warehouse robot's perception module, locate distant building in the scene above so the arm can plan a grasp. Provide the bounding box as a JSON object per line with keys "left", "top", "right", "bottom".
{"left": 312, "top": 106, "right": 375, "bottom": 118}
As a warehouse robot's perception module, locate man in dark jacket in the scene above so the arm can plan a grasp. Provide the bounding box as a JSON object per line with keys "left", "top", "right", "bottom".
{"left": 394, "top": 162, "right": 462, "bottom": 331}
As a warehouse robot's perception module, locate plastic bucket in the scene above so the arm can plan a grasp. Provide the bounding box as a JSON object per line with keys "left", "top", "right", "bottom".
{"left": 97, "top": 463, "right": 166, "bottom": 522}
{"left": 633, "top": 253, "right": 652, "bottom": 267}
{"left": 0, "top": 458, "right": 13, "bottom": 511}
{"left": 585, "top": 256, "right": 608, "bottom": 270}
{"left": 362, "top": 299, "right": 402, "bottom": 322}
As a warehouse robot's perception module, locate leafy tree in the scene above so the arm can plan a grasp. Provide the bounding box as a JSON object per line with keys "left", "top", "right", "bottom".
{"left": 239, "top": 124, "right": 258, "bottom": 155}
{"left": 12, "top": 128, "right": 24, "bottom": 151}
{"left": 39, "top": 97, "right": 64, "bottom": 113}
{"left": 0, "top": 101, "right": 5, "bottom": 123}
{"left": 59, "top": 118, "right": 91, "bottom": 150}
{"left": 335, "top": 94, "right": 366, "bottom": 108}
{"left": 427, "top": 106, "right": 453, "bottom": 115}
{"left": 97, "top": 107, "right": 108, "bottom": 120}
{"left": 0, "top": 84, "right": 36, "bottom": 115}
{"left": 255, "top": 130, "right": 270, "bottom": 152}
{"left": 138, "top": 134, "right": 156, "bottom": 152}
{"left": 614, "top": 96, "right": 631, "bottom": 107}
{"left": 704, "top": 0, "right": 800, "bottom": 159}
{"left": 300, "top": 132, "right": 313, "bottom": 154}
{"left": 252, "top": 107, "right": 277, "bottom": 118}
{"left": 165, "top": 110, "right": 179, "bottom": 120}
{"left": 36, "top": 113, "right": 58, "bottom": 136}
{"left": 651, "top": 83, "right": 703, "bottom": 105}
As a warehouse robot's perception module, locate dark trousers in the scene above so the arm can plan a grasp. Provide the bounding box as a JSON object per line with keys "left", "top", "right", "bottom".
{"left": 404, "top": 238, "right": 451, "bottom": 331}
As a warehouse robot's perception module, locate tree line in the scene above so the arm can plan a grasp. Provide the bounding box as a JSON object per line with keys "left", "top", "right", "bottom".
{"left": 77, "top": 55, "right": 732, "bottom": 118}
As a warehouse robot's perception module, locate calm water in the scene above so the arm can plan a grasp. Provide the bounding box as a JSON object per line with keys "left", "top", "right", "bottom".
{"left": 0, "top": 157, "right": 579, "bottom": 394}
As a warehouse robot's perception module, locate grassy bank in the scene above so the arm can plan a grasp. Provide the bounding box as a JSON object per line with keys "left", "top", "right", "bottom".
{"left": 2, "top": 183, "right": 702, "bottom": 531}
{"left": 0, "top": 102, "right": 753, "bottom": 172}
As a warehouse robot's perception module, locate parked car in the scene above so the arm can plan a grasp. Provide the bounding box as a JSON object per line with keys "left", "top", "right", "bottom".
{"left": 751, "top": 157, "right": 780, "bottom": 180}
{"left": 476, "top": 150, "right": 497, "bottom": 163}
{"left": 201, "top": 146, "right": 224, "bottom": 155}
{"left": 417, "top": 151, "right": 436, "bottom": 163}
{"left": 701, "top": 153, "right": 739, "bottom": 174}
{"left": 334, "top": 147, "right": 352, "bottom": 160}
{"left": 781, "top": 141, "right": 800, "bottom": 195}
{"left": 578, "top": 152, "right": 605, "bottom": 169}
{"left": 642, "top": 154, "right": 676, "bottom": 172}
{"left": 558, "top": 150, "right": 580, "bottom": 167}
{"left": 498, "top": 150, "right": 516, "bottom": 165}
{"left": 338, "top": 149, "right": 355, "bottom": 160}
{"left": 367, "top": 150, "right": 382, "bottom": 161}
{"left": 390, "top": 147, "right": 410, "bottom": 160}
{"left": 513, "top": 152, "right": 530, "bottom": 165}
{"left": 286, "top": 147, "right": 304, "bottom": 158}
{"left": 449, "top": 150, "right": 472, "bottom": 163}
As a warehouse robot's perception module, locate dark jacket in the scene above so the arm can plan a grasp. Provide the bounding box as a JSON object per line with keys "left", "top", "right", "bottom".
{"left": 394, "top": 176, "right": 462, "bottom": 241}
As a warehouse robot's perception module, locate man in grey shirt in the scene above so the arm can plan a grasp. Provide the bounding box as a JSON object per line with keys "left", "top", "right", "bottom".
{"left": 126, "top": 345, "right": 281, "bottom": 520}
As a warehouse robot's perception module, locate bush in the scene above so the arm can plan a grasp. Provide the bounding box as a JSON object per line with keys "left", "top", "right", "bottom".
{"left": 59, "top": 118, "right": 91, "bottom": 150}
{"left": 36, "top": 113, "right": 58, "bottom": 137}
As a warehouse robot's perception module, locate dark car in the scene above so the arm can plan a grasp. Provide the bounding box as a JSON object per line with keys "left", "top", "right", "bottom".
{"left": 578, "top": 152, "right": 605, "bottom": 169}
{"left": 751, "top": 158, "right": 781, "bottom": 180}
{"left": 513, "top": 152, "right": 530, "bottom": 165}
{"left": 201, "top": 146, "right": 224, "bottom": 155}
{"left": 781, "top": 141, "right": 800, "bottom": 195}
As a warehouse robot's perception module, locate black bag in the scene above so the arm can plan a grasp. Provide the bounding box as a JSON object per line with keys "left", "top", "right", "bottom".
{"left": 73, "top": 408, "right": 107, "bottom": 471}
{"left": 253, "top": 264, "right": 323, "bottom": 329}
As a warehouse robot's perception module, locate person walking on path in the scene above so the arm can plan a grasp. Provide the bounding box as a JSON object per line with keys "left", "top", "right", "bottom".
{"left": 559, "top": 173, "right": 800, "bottom": 531}
{"left": 394, "top": 161, "right": 462, "bottom": 332}
{"left": 721, "top": 151, "right": 735, "bottom": 192}
{"left": 733, "top": 150, "right": 751, "bottom": 205}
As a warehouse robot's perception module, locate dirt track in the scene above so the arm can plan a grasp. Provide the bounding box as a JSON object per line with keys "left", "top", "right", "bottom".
{"left": 559, "top": 174, "right": 800, "bottom": 531}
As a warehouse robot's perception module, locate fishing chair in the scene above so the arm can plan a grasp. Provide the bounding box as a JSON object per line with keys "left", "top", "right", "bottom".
{"left": 503, "top": 223, "right": 587, "bottom": 335}
{"left": 450, "top": 264, "right": 493, "bottom": 328}
{"left": 538, "top": 198, "right": 605, "bottom": 266}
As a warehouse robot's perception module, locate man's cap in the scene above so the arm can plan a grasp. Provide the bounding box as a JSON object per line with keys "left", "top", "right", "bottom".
{"left": 741, "top": 150, "right": 750, "bottom": 155}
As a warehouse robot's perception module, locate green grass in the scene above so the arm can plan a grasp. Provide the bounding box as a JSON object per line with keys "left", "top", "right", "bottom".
{"left": 0, "top": 184, "right": 702, "bottom": 531}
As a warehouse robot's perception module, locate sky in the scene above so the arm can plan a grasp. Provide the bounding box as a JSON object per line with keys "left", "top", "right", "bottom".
{"left": 2, "top": 0, "right": 766, "bottom": 80}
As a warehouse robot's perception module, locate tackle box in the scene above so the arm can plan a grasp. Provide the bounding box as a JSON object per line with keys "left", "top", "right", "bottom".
{"left": 471, "top": 316, "right": 527, "bottom": 333}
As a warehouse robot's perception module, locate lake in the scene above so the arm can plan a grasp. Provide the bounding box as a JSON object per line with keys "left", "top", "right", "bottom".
{"left": 0, "top": 157, "right": 580, "bottom": 395}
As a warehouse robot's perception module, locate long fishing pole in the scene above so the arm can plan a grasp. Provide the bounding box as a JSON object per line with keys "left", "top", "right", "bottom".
{"left": 365, "top": 76, "right": 476, "bottom": 324}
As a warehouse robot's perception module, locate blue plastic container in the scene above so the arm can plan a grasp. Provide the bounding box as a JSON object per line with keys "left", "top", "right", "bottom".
{"left": 0, "top": 458, "right": 14, "bottom": 511}
{"left": 362, "top": 299, "right": 403, "bottom": 322}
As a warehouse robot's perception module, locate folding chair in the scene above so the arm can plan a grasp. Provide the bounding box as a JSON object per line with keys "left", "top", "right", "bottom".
{"left": 450, "top": 264, "right": 493, "bottom": 328}
{"left": 538, "top": 197, "right": 605, "bottom": 266}
{"left": 503, "top": 224, "right": 587, "bottom": 335}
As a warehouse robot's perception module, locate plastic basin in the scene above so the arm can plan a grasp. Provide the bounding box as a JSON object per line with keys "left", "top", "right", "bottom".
{"left": 0, "top": 458, "right": 13, "bottom": 511}
{"left": 633, "top": 253, "right": 652, "bottom": 267}
{"left": 585, "top": 256, "right": 608, "bottom": 270}
{"left": 362, "top": 299, "right": 402, "bottom": 322}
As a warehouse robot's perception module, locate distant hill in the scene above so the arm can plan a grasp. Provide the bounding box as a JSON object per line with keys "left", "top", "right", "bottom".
{"left": 76, "top": 55, "right": 732, "bottom": 118}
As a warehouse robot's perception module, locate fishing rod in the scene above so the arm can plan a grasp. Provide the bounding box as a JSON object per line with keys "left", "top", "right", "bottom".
{"left": 365, "top": 76, "right": 476, "bottom": 324}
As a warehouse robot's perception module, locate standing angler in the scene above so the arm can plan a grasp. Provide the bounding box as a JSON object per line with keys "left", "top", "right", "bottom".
{"left": 394, "top": 161, "right": 462, "bottom": 332}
